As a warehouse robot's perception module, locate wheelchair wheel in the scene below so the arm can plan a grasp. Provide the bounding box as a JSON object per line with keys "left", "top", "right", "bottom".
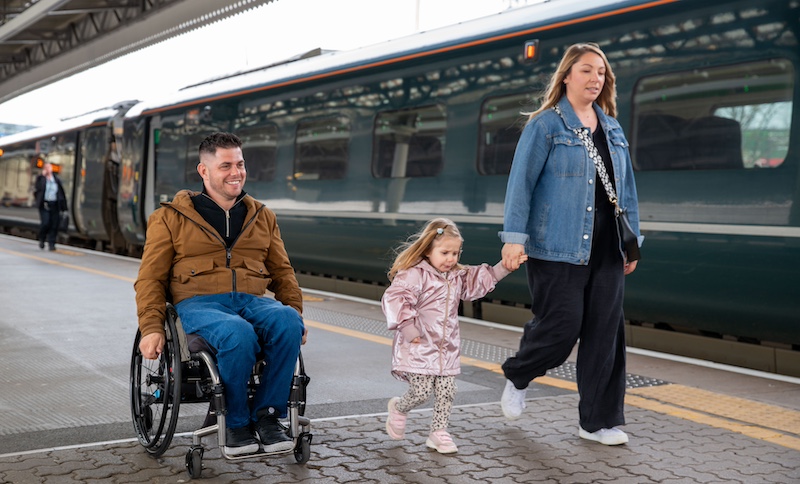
{"left": 294, "top": 433, "right": 312, "bottom": 464}
{"left": 185, "top": 446, "right": 204, "bottom": 479}
{"left": 129, "top": 306, "right": 183, "bottom": 457}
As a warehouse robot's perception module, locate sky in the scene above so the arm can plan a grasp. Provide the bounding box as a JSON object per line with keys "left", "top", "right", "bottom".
{"left": 0, "top": 0, "right": 515, "bottom": 127}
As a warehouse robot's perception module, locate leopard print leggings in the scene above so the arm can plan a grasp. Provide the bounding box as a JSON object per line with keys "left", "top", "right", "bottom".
{"left": 394, "top": 373, "right": 457, "bottom": 431}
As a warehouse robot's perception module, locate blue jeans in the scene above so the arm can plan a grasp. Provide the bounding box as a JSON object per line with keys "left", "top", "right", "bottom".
{"left": 175, "top": 293, "right": 304, "bottom": 429}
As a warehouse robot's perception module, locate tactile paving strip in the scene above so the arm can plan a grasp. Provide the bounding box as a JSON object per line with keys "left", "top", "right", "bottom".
{"left": 304, "top": 306, "right": 668, "bottom": 389}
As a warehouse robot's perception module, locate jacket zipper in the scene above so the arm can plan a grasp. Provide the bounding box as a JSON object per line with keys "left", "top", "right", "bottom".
{"left": 169, "top": 201, "right": 266, "bottom": 293}
{"left": 441, "top": 276, "right": 451, "bottom": 375}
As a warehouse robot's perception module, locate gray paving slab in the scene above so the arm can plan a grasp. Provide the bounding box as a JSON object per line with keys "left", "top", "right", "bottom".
{"left": 2, "top": 396, "right": 800, "bottom": 483}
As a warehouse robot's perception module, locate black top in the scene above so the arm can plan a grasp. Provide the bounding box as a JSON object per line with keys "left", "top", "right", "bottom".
{"left": 591, "top": 127, "right": 619, "bottom": 263}
{"left": 191, "top": 189, "right": 247, "bottom": 247}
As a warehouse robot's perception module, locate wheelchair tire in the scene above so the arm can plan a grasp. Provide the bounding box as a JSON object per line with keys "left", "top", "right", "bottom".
{"left": 129, "top": 305, "right": 183, "bottom": 457}
{"left": 294, "top": 433, "right": 311, "bottom": 464}
{"left": 186, "top": 446, "right": 204, "bottom": 479}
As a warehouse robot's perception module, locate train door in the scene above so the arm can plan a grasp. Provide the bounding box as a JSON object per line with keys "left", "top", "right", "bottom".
{"left": 102, "top": 112, "right": 129, "bottom": 253}
{"left": 75, "top": 126, "right": 109, "bottom": 241}
{"left": 144, "top": 115, "right": 160, "bottom": 220}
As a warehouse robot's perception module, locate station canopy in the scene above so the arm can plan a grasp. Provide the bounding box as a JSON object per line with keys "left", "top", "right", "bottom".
{"left": 0, "top": 0, "right": 275, "bottom": 104}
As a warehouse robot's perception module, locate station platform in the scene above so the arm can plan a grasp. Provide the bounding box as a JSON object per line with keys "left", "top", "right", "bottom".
{"left": 0, "top": 233, "right": 798, "bottom": 483}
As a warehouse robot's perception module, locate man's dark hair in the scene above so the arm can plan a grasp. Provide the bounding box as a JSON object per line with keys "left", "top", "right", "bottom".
{"left": 198, "top": 132, "right": 242, "bottom": 157}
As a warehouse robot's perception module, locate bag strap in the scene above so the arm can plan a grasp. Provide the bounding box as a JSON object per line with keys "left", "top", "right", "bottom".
{"left": 553, "top": 104, "right": 622, "bottom": 215}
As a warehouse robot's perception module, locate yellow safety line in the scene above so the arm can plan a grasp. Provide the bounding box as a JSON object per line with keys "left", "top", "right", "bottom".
{"left": 0, "top": 246, "right": 136, "bottom": 283}
{"left": 626, "top": 392, "right": 800, "bottom": 452}
{"left": 630, "top": 384, "right": 800, "bottom": 434}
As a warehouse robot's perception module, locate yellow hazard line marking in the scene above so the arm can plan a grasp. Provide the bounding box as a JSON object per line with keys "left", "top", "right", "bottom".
{"left": 0, "top": 246, "right": 134, "bottom": 283}
{"left": 305, "top": 318, "right": 800, "bottom": 451}
{"left": 628, "top": 385, "right": 800, "bottom": 451}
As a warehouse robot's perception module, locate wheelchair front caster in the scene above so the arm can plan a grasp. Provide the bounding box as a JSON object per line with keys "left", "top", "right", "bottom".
{"left": 186, "top": 446, "right": 204, "bottom": 479}
{"left": 294, "top": 433, "right": 312, "bottom": 464}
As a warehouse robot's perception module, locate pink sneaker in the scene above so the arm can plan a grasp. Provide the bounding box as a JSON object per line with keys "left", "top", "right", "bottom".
{"left": 386, "top": 397, "right": 407, "bottom": 440}
{"left": 425, "top": 429, "right": 458, "bottom": 454}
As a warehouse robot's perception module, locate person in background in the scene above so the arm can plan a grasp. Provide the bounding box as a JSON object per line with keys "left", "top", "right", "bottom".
{"left": 135, "top": 132, "right": 306, "bottom": 456}
{"left": 498, "top": 43, "right": 642, "bottom": 446}
{"left": 33, "top": 161, "right": 67, "bottom": 251}
{"left": 382, "top": 218, "right": 526, "bottom": 454}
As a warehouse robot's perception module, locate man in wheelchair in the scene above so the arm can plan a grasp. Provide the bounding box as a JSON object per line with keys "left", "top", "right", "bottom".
{"left": 134, "top": 132, "right": 306, "bottom": 456}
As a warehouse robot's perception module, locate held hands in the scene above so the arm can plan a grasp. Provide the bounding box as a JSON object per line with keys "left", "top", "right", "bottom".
{"left": 502, "top": 243, "right": 528, "bottom": 271}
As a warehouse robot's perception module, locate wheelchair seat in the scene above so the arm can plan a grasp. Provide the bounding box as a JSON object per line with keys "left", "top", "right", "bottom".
{"left": 129, "top": 302, "right": 311, "bottom": 479}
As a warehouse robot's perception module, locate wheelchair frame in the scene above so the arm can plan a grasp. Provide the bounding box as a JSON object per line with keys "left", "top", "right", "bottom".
{"left": 129, "top": 303, "right": 312, "bottom": 479}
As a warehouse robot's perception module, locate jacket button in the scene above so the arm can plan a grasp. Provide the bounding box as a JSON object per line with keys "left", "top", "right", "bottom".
{"left": 191, "top": 269, "right": 195, "bottom": 274}
{"left": 587, "top": 206, "right": 592, "bottom": 212}
{"left": 583, "top": 234, "right": 589, "bottom": 240}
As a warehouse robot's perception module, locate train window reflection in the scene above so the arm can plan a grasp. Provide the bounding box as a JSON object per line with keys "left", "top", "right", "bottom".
{"left": 633, "top": 59, "right": 793, "bottom": 170}
{"left": 238, "top": 124, "right": 278, "bottom": 182}
{"left": 294, "top": 116, "right": 349, "bottom": 180}
{"left": 478, "top": 93, "right": 537, "bottom": 175}
{"left": 372, "top": 105, "right": 446, "bottom": 178}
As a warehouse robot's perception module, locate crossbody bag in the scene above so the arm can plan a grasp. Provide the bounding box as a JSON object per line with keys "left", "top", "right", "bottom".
{"left": 553, "top": 105, "right": 641, "bottom": 262}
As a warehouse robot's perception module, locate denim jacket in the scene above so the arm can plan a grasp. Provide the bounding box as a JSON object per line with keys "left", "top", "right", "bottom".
{"left": 499, "top": 96, "right": 643, "bottom": 265}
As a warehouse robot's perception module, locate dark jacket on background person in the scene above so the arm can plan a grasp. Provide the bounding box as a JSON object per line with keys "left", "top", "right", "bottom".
{"left": 134, "top": 189, "right": 303, "bottom": 339}
{"left": 34, "top": 173, "right": 67, "bottom": 211}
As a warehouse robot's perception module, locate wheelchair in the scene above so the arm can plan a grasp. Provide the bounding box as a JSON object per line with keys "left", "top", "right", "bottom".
{"left": 129, "top": 303, "right": 312, "bottom": 479}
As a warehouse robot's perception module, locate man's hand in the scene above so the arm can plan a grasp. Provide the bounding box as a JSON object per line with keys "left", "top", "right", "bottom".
{"left": 302, "top": 327, "right": 309, "bottom": 345}
{"left": 139, "top": 332, "right": 165, "bottom": 359}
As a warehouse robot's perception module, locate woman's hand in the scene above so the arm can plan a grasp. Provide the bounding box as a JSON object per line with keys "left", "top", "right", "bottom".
{"left": 502, "top": 243, "right": 526, "bottom": 271}
{"left": 624, "top": 260, "right": 638, "bottom": 275}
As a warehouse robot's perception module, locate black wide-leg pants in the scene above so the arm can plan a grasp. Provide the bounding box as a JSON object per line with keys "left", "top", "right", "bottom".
{"left": 501, "top": 253, "right": 627, "bottom": 432}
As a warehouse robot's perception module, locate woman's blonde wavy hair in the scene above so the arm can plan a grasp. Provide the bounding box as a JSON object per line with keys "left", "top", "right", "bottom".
{"left": 387, "top": 218, "right": 463, "bottom": 281}
{"left": 526, "top": 43, "right": 617, "bottom": 121}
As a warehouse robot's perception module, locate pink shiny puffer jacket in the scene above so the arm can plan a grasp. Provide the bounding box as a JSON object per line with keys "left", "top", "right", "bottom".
{"left": 381, "top": 259, "right": 509, "bottom": 381}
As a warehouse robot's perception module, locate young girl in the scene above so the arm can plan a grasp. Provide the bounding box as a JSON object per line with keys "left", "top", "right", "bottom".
{"left": 381, "top": 218, "right": 526, "bottom": 453}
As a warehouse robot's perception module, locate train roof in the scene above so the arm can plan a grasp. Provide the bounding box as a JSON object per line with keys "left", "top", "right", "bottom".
{"left": 0, "top": 105, "right": 121, "bottom": 146}
{"left": 124, "top": 0, "right": 671, "bottom": 118}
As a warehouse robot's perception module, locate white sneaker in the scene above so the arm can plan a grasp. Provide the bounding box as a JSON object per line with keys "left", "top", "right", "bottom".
{"left": 579, "top": 426, "right": 629, "bottom": 445}
{"left": 501, "top": 380, "right": 527, "bottom": 420}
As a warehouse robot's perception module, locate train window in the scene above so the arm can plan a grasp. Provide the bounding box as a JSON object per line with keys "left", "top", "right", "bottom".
{"left": 154, "top": 114, "right": 191, "bottom": 198}
{"left": 633, "top": 59, "right": 793, "bottom": 170}
{"left": 372, "top": 105, "right": 446, "bottom": 178}
{"left": 478, "top": 93, "right": 537, "bottom": 175}
{"left": 294, "top": 116, "right": 349, "bottom": 180}
{"left": 238, "top": 124, "right": 278, "bottom": 182}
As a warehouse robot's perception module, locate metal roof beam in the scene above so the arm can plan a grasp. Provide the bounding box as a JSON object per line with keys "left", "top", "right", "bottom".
{"left": 0, "top": 0, "right": 71, "bottom": 41}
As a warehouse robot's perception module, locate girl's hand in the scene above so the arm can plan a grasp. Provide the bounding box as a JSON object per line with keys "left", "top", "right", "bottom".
{"left": 410, "top": 337, "right": 421, "bottom": 344}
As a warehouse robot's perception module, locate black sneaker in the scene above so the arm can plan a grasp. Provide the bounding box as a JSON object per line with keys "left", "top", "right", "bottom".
{"left": 224, "top": 426, "right": 259, "bottom": 456}
{"left": 254, "top": 415, "right": 293, "bottom": 453}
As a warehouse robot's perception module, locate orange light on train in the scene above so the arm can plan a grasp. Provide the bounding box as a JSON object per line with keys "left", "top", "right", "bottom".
{"left": 523, "top": 39, "right": 540, "bottom": 63}
{"left": 0, "top": 148, "right": 4, "bottom": 157}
